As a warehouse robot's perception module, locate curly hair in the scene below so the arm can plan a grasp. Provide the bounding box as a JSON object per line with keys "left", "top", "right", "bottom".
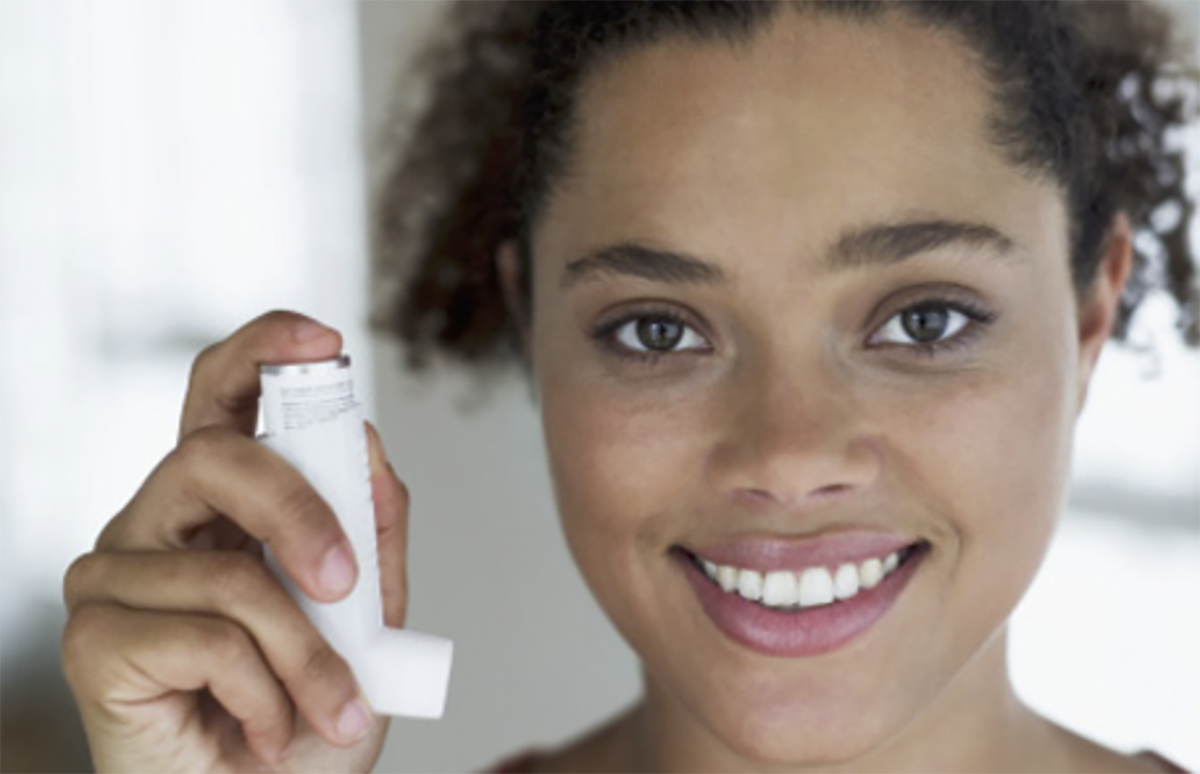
{"left": 372, "top": 0, "right": 1200, "bottom": 371}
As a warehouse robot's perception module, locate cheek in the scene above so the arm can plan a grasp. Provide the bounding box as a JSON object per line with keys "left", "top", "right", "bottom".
{"left": 540, "top": 371, "right": 705, "bottom": 546}
{"left": 536, "top": 360, "right": 715, "bottom": 623}
{"left": 876, "top": 350, "right": 1078, "bottom": 625}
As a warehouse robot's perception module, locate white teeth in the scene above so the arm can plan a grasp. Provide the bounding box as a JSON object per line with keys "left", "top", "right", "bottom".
{"left": 761, "top": 571, "right": 799, "bottom": 607}
{"left": 833, "top": 563, "right": 860, "bottom": 600}
{"left": 695, "top": 545, "right": 915, "bottom": 609}
{"left": 736, "top": 570, "right": 764, "bottom": 601}
{"left": 859, "top": 557, "right": 884, "bottom": 589}
{"left": 797, "top": 567, "right": 836, "bottom": 607}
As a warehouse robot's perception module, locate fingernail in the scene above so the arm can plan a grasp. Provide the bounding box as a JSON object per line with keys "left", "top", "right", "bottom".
{"left": 336, "top": 697, "right": 372, "bottom": 743}
{"left": 293, "top": 319, "right": 335, "bottom": 342}
{"left": 318, "top": 542, "right": 357, "bottom": 596}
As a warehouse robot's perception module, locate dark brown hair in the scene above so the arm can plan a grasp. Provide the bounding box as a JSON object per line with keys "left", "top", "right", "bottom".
{"left": 373, "top": 0, "right": 1199, "bottom": 370}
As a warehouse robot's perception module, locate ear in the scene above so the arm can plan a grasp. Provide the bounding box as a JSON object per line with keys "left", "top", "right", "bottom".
{"left": 496, "top": 240, "right": 532, "bottom": 363}
{"left": 1075, "top": 212, "right": 1133, "bottom": 414}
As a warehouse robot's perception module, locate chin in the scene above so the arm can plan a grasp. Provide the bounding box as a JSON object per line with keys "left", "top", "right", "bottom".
{"left": 716, "top": 712, "right": 889, "bottom": 770}
{"left": 688, "top": 670, "right": 906, "bottom": 770}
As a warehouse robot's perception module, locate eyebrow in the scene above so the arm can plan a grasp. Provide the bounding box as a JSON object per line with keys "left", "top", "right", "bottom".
{"left": 561, "top": 242, "right": 726, "bottom": 289}
{"left": 560, "top": 219, "right": 1019, "bottom": 290}
{"left": 825, "top": 219, "right": 1020, "bottom": 271}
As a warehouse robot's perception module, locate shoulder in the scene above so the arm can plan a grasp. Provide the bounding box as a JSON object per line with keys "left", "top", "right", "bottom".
{"left": 1136, "top": 750, "right": 1191, "bottom": 774}
{"left": 477, "top": 748, "right": 540, "bottom": 772}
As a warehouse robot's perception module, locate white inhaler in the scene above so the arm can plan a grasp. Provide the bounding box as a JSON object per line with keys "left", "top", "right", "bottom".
{"left": 259, "top": 356, "right": 452, "bottom": 719}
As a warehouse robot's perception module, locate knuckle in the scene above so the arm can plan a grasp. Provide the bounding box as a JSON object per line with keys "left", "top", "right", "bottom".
{"left": 244, "top": 695, "right": 293, "bottom": 743}
{"left": 189, "top": 341, "right": 223, "bottom": 385}
{"left": 274, "top": 479, "right": 333, "bottom": 535}
{"left": 61, "top": 604, "right": 114, "bottom": 687}
{"left": 174, "top": 425, "right": 235, "bottom": 471}
{"left": 208, "top": 553, "right": 271, "bottom": 609}
{"left": 201, "top": 618, "right": 255, "bottom": 667}
{"left": 293, "top": 638, "right": 348, "bottom": 687}
{"left": 259, "top": 309, "right": 297, "bottom": 327}
{"left": 64, "top": 601, "right": 110, "bottom": 643}
{"left": 62, "top": 552, "right": 103, "bottom": 609}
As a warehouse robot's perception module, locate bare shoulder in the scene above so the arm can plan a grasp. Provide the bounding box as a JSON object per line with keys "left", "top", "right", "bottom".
{"left": 1133, "top": 750, "right": 1191, "bottom": 774}
{"left": 1046, "top": 724, "right": 1182, "bottom": 774}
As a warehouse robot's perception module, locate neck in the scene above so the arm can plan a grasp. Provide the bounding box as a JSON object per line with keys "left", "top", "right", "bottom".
{"left": 621, "top": 626, "right": 1057, "bottom": 773}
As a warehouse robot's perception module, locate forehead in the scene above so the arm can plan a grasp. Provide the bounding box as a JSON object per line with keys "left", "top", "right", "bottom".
{"left": 536, "top": 9, "right": 1062, "bottom": 268}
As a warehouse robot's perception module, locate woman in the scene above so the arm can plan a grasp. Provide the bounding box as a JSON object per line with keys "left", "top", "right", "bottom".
{"left": 62, "top": 1, "right": 1197, "bottom": 771}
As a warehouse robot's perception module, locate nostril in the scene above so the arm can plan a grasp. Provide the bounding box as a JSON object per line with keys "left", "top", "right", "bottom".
{"left": 734, "top": 482, "right": 855, "bottom": 511}
{"left": 716, "top": 436, "right": 881, "bottom": 510}
{"left": 813, "top": 483, "right": 852, "bottom": 497}
{"left": 744, "top": 488, "right": 775, "bottom": 502}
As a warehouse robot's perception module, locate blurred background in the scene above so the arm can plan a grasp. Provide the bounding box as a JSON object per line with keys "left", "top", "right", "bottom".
{"left": 0, "top": 2, "right": 1197, "bottom": 771}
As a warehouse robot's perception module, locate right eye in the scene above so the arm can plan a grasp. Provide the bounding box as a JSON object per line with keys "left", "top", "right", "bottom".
{"left": 611, "top": 314, "right": 709, "bottom": 354}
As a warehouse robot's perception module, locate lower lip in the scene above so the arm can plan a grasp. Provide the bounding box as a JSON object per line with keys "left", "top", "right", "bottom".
{"left": 677, "top": 545, "right": 927, "bottom": 658}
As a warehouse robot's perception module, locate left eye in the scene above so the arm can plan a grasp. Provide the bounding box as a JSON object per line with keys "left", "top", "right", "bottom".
{"left": 871, "top": 302, "right": 970, "bottom": 346}
{"left": 614, "top": 315, "right": 707, "bottom": 353}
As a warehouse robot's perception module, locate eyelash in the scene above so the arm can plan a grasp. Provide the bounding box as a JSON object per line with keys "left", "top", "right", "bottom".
{"left": 869, "top": 297, "right": 997, "bottom": 358}
{"left": 590, "top": 297, "right": 997, "bottom": 364}
{"left": 590, "top": 306, "right": 708, "bottom": 366}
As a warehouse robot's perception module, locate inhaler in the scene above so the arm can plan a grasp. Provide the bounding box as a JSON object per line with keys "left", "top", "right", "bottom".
{"left": 259, "top": 356, "right": 452, "bottom": 719}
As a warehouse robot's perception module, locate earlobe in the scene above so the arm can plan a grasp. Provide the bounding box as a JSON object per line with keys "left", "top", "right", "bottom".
{"left": 496, "top": 240, "right": 533, "bottom": 363}
{"left": 1076, "top": 212, "right": 1133, "bottom": 413}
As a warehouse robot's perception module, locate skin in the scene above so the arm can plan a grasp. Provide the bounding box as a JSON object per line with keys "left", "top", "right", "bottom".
{"left": 513, "top": 9, "right": 1148, "bottom": 774}
{"left": 63, "top": 7, "right": 1156, "bottom": 774}
{"left": 62, "top": 312, "right": 410, "bottom": 772}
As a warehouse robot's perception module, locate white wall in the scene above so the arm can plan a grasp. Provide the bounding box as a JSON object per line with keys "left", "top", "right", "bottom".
{"left": 367, "top": 363, "right": 641, "bottom": 773}
{"left": 0, "top": 2, "right": 371, "bottom": 769}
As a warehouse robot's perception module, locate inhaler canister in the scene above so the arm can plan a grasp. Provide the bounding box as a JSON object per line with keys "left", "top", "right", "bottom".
{"left": 259, "top": 356, "right": 453, "bottom": 719}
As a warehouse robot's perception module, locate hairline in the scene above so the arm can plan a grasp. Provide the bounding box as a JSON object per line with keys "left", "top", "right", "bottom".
{"left": 522, "top": 1, "right": 1070, "bottom": 279}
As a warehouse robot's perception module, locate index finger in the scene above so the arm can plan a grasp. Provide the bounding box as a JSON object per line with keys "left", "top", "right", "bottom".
{"left": 181, "top": 311, "right": 343, "bottom": 439}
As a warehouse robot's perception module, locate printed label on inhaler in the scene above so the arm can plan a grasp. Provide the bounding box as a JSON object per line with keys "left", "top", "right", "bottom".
{"left": 259, "top": 356, "right": 453, "bottom": 719}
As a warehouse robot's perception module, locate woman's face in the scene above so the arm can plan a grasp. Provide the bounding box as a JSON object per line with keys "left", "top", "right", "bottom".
{"left": 527, "top": 10, "right": 1107, "bottom": 767}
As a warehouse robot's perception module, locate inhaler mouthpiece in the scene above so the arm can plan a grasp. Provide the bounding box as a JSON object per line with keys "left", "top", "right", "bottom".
{"left": 259, "top": 356, "right": 452, "bottom": 719}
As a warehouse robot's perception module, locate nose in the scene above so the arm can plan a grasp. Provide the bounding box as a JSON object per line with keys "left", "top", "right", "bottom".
{"left": 707, "top": 356, "right": 880, "bottom": 510}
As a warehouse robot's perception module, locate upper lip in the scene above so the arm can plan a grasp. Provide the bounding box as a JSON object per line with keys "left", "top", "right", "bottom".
{"left": 681, "top": 531, "right": 921, "bottom": 572}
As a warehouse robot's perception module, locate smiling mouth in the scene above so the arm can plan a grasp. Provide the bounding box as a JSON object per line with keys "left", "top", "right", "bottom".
{"left": 680, "top": 541, "right": 929, "bottom": 612}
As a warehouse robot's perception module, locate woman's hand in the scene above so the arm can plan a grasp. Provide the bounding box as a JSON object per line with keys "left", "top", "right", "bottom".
{"left": 61, "top": 311, "right": 411, "bottom": 773}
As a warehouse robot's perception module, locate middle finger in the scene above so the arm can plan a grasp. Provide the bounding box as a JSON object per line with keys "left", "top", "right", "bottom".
{"left": 98, "top": 425, "right": 357, "bottom": 603}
